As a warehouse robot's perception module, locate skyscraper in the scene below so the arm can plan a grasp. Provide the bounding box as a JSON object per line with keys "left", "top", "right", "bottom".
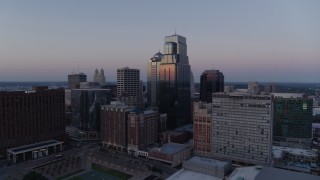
{"left": 147, "top": 52, "right": 163, "bottom": 107}
{"left": 93, "top": 68, "right": 106, "bottom": 86}
{"left": 68, "top": 73, "right": 87, "bottom": 89}
{"left": 200, "top": 70, "right": 224, "bottom": 103}
{"left": 117, "top": 67, "right": 142, "bottom": 107}
{"left": 158, "top": 34, "right": 191, "bottom": 129}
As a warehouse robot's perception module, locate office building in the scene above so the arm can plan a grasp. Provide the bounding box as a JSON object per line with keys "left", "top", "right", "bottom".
{"left": 68, "top": 73, "right": 87, "bottom": 89}
{"left": 0, "top": 87, "right": 66, "bottom": 158}
{"left": 158, "top": 34, "right": 191, "bottom": 129}
{"left": 193, "top": 102, "right": 212, "bottom": 157}
{"left": 117, "top": 67, "right": 142, "bottom": 107}
{"left": 93, "top": 68, "right": 106, "bottom": 86}
{"left": 71, "top": 89, "right": 111, "bottom": 139}
{"left": 200, "top": 70, "right": 224, "bottom": 103}
{"left": 264, "top": 83, "right": 277, "bottom": 93}
{"left": 127, "top": 109, "right": 158, "bottom": 155}
{"left": 147, "top": 52, "right": 163, "bottom": 107}
{"left": 100, "top": 102, "right": 134, "bottom": 151}
{"left": 248, "top": 81, "right": 260, "bottom": 94}
{"left": 211, "top": 92, "right": 273, "bottom": 165}
{"left": 272, "top": 93, "right": 313, "bottom": 147}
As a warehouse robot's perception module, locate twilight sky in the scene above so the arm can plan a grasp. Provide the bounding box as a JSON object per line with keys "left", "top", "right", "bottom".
{"left": 0, "top": 0, "right": 319, "bottom": 82}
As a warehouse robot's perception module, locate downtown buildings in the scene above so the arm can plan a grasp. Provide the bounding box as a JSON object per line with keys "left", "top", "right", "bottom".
{"left": 0, "top": 87, "right": 66, "bottom": 159}
{"left": 68, "top": 73, "right": 87, "bottom": 89}
{"left": 211, "top": 92, "right": 273, "bottom": 165}
{"left": 148, "top": 34, "right": 192, "bottom": 129}
{"left": 200, "top": 70, "right": 224, "bottom": 103}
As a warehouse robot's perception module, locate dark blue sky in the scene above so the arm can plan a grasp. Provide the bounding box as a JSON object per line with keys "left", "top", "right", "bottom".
{"left": 0, "top": 0, "right": 319, "bottom": 82}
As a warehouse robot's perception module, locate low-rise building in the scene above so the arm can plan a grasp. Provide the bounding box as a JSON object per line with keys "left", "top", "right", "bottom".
{"left": 148, "top": 142, "right": 191, "bottom": 167}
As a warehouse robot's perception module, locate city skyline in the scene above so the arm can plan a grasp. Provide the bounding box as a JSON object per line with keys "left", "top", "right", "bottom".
{"left": 0, "top": 1, "right": 319, "bottom": 82}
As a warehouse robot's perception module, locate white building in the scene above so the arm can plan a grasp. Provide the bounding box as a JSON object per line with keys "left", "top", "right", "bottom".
{"left": 211, "top": 92, "right": 273, "bottom": 165}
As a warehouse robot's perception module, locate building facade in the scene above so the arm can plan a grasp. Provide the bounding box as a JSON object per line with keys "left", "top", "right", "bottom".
{"left": 127, "top": 109, "right": 158, "bottom": 155}
{"left": 117, "top": 67, "right": 142, "bottom": 107}
{"left": 100, "top": 102, "right": 133, "bottom": 151}
{"left": 200, "top": 70, "right": 224, "bottom": 103}
{"left": 158, "top": 34, "right": 191, "bottom": 129}
{"left": 68, "top": 73, "right": 87, "bottom": 89}
{"left": 211, "top": 93, "right": 273, "bottom": 165}
{"left": 71, "top": 89, "right": 111, "bottom": 139}
{"left": 193, "top": 102, "right": 212, "bottom": 157}
{"left": 272, "top": 93, "right": 313, "bottom": 147}
{"left": 0, "top": 87, "right": 66, "bottom": 158}
{"left": 147, "top": 52, "right": 163, "bottom": 107}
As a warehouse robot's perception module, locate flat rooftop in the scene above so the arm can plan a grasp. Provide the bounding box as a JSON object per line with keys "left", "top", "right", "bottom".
{"left": 273, "top": 146, "right": 317, "bottom": 158}
{"left": 185, "top": 156, "right": 230, "bottom": 168}
{"left": 7, "top": 140, "right": 63, "bottom": 154}
{"left": 149, "top": 143, "right": 190, "bottom": 155}
{"left": 228, "top": 166, "right": 262, "bottom": 180}
{"left": 255, "top": 167, "right": 319, "bottom": 180}
{"left": 167, "top": 169, "right": 221, "bottom": 180}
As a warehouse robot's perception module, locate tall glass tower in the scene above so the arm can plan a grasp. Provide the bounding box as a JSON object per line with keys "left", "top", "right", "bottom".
{"left": 156, "top": 34, "right": 191, "bottom": 129}
{"left": 200, "top": 70, "right": 224, "bottom": 103}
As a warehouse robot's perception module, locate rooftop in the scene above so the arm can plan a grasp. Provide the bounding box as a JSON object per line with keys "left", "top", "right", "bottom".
{"left": 7, "top": 140, "right": 63, "bottom": 154}
{"left": 273, "top": 146, "right": 317, "bottom": 158}
{"left": 228, "top": 166, "right": 262, "bottom": 180}
{"left": 167, "top": 169, "right": 221, "bottom": 180}
{"left": 149, "top": 143, "right": 190, "bottom": 155}
{"left": 185, "top": 156, "right": 230, "bottom": 168}
{"left": 272, "top": 93, "right": 304, "bottom": 98}
{"left": 255, "top": 167, "right": 319, "bottom": 180}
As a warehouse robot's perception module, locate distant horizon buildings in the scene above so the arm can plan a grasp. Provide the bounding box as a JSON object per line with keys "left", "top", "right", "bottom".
{"left": 68, "top": 73, "right": 87, "bottom": 89}
{"left": 93, "top": 68, "right": 106, "bottom": 86}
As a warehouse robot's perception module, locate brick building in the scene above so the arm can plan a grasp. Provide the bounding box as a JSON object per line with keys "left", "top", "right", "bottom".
{"left": 193, "top": 102, "right": 212, "bottom": 157}
{"left": 0, "top": 87, "right": 66, "bottom": 158}
{"left": 100, "top": 102, "right": 133, "bottom": 151}
{"left": 127, "top": 108, "right": 158, "bottom": 155}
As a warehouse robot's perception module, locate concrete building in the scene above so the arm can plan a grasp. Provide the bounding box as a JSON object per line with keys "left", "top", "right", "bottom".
{"left": 248, "top": 81, "right": 260, "bottom": 94}
{"left": 255, "top": 167, "right": 319, "bottom": 180}
{"left": 272, "top": 93, "right": 313, "bottom": 148}
{"left": 93, "top": 68, "right": 106, "bottom": 86}
{"left": 264, "top": 83, "right": 277, "bottom": 93}
{"left": 117, "top": 67, "right": 142, "bottom": 107}
{"left": 211, "top": 92, "right": 273, "bottom": 165}
{"left": 68, "top": 73, "right": 87, "bottom": 89}
{"left": 0, "top": 87, "right": 66, "bottom": 159}
{"left": 148, "top": 142, "right": 191, "bottom": 167}
{"left": 224, "top": 85, "right": 235, "bottom": 93}
{"left": 127, "top": 108, "right": 158, "bottom": 155}
{"left": 100, "top": 102, "right": 134, "bottom": 151}
{"left": 193, "top": 102, "right": 212, "bottom": 157}
{"left": 183, "top": 156, "right": 231, "bottom": 178}
{"left": 200, "top": 70, "right": 224, "bottom": 103}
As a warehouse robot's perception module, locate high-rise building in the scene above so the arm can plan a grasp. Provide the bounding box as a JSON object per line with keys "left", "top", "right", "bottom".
{"left": 93, "top": 68, "right": 106, "bottom": 86}
{"left": 200, "top": 70, "right": 224, "bottom": 103}
{"left": 68, "top": 73, "right": 87, "bottom": 89}
{"left": 158, "top": 34, "right": 191, "bottom": 129}
{"left": 0, "top": 87, "right": 66, "bottom": 158}
{"left": 211, "top": 92, "right": 273, "bottom": 165}
{"left": 100, "top": 102, "right": 134, "bottom": 151}
{"left": 264, "top": 83, "right": 277, "bottom": 93}
{"left": 248, "top": 81, "right": 260, "bottom": 94}
{"left": 71, "top": 89, "right": 111, "bottom": 139}
{"left": 272, "top": 93, "right": 313, "bottom": 147}
{"left": 127, "top": 108, "right": 158, "bottom": 155}
{"left": 193, "top": 102, "right": 212, "bottom": 157}
{"left": 117, "top": 67, "right": 142, "bottom": 107}
{"left": 147, "top": 52, "right": 163, "bottom": 107}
